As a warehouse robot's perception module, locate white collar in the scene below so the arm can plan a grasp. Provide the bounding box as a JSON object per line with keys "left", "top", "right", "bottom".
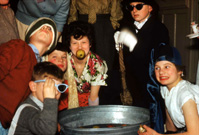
{"left": 134, "top": 15, "right": 151, "bottom": 32}
{"left": 29, "top": 94, "right": 44, "bottom": 110}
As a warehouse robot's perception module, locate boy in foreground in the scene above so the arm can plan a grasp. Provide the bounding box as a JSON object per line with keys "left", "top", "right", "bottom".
{"left": 8, "top": 62, "right": 68, "bottom": 135}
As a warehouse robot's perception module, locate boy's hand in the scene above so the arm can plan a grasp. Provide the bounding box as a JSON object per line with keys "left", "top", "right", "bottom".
{"left": 43, "top": 78, "right": 56, "bottom": 99}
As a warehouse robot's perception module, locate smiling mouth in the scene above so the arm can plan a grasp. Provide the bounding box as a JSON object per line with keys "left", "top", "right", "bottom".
{"left": 160, "top": 76, "right": 169, "bottom": 80}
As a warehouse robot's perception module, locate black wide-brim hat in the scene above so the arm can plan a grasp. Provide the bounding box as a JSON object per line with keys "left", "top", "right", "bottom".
{"left": 127, "top": 0, "right": 155, "bottom": 6}
{"left": 25, "top": 17, "right": 58, "bottom": 55}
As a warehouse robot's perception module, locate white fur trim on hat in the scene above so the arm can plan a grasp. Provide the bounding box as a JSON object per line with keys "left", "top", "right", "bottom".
{"left": 29, "top": 24, "right": 55, "bottom": 51}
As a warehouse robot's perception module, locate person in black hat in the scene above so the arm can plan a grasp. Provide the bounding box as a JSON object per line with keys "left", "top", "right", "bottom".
{"left": 138, "top": 44, "right": 199, "bottom": 135}
{"left": 118, "top": 0, "right": 170, "bottom": 133}
{"left": 0, "top": 17, "right": 57, "bottom": 133}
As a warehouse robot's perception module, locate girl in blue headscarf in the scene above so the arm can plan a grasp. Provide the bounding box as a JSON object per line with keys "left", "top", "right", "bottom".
{"left": 139, "top": 43, "right": 199, "bottom": 135}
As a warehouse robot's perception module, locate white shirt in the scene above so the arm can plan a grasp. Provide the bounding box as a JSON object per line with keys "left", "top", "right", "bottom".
{"left": 134, "top": 15, "right": 150, "bottom": 33}
{"left": 161, "top": 80, "right": 199, "bottom": 128}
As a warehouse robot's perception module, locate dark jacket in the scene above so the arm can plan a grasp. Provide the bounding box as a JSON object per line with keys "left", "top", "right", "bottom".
{"left": 121, "top": 16, "right": 169, "bottom": 133}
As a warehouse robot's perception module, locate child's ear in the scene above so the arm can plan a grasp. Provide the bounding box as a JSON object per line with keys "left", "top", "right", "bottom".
{"left": 178, "top": 71, "right": 184, "bottom": 77}
{"left": 29, "top": 81, "right": 36, "bottom": 92}
{"left": 149, "top": 5, "right": 153, "bottom": 13}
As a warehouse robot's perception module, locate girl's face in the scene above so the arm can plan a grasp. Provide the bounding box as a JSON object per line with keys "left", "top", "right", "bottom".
{"left": 70, "top": 36, "right": 91, "bottom": 58}
{"left": 155, "top": 60, "right": 182, "bottom": 90}
{"left": 48, "top": 50, "right": 67, "bottom": 71}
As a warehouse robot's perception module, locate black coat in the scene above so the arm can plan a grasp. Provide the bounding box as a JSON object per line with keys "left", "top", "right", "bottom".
{"left": 122, "top": 16, "right": 169, "bottom": 108}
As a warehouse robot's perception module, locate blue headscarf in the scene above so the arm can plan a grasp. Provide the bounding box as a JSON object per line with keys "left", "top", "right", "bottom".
{"left": 154, "top": 43, "right": 182, "bottom": 66}
{"left": 147, "top": 43, "right": 182, "bottom": 133}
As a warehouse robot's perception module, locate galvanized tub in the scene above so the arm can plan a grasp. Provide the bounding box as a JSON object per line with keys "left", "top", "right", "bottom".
{"left": 58, "top": 105, "right": 150, "bottom": 135}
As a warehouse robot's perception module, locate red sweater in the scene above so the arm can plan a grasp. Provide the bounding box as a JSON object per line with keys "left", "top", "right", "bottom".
{"left": 0, "top": 39, "right": 37, "bottom": 128}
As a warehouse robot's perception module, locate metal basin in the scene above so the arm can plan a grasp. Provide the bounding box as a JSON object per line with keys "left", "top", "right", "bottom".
{"left": 59, "top": 105, "right": 150, "bottom": 135}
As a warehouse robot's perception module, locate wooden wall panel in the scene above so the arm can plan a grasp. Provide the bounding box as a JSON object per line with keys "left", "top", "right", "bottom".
{"left": 175, "top": 13, "right": 191, "bottom": 76}
{"left": 157, "top": 0, "right": 199, "bottom": 82}
{"left": 158, "top": 0, "right": 189, "bottom": 9}
{"left": 162, "top": 14, "right": 175, "bottom": 45}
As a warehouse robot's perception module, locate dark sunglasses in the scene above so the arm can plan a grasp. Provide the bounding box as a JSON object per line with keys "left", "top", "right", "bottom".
{"left": 34, "top": 80, "right": 68, "bottom": 93}
{"left": 126, "top": 4, "right": 146, "bottom": 11}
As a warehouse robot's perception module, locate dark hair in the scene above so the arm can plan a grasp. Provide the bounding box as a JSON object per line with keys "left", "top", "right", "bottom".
{"left": 55, "top": 42, "right": 67, "bottom": 52}
{"left": 175, "top": 65, "right": 185, "bottom": 72}
{"left": 154, "top": 43, "right": 182, "bottom": 66}
{"left": 45, "top": 42, "right": 67, "bottom": 55}
{"left": 32, "top": 62, "right": 64, "bottom": 81}
{"left": 62, "top": 21, "right": 95, "bottom": 51}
